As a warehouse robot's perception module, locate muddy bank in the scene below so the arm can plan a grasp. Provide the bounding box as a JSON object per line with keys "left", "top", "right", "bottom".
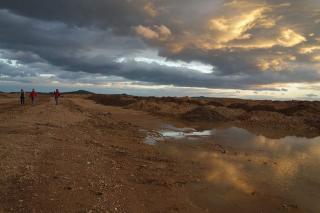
{"left": 89, "top": 94, "right": 320, "bottom": 138}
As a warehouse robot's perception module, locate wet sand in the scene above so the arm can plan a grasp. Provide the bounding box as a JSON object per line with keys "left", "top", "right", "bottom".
{"left": 0, "top": 94, "right": 319, "bottom": 212}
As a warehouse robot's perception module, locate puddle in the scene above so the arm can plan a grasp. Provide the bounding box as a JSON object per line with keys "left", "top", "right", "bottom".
{"left": 143, "top": 124, "right": 214, "bottom": 144}
{"left": 144, "top": 125, "right": 320, "bottom": 212}
{"left": 160, "top": 129, "right": 213, "bottom": 138}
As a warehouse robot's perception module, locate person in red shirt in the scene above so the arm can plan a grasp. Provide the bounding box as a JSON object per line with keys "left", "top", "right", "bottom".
{"left": 29, "top": 88, "right": 37, "bottom": 105}
{"left": 53, "top": 89, "right": 61, "bottom": 105}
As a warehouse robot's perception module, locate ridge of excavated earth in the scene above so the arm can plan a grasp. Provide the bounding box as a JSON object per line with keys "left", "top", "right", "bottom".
{"left": 89, "top": 94, "right": 320, "bottom": 139}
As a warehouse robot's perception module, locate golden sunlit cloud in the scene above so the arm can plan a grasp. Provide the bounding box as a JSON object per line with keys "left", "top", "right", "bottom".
{"left": 312, "top": 55, "right": 320, "bottom": 62}
{"left": 257, "top": 58, "right": 287, "bottom": 72}
{"left": 135, "top": 25, "right": 172, "bottom": 41}
{"left": 277, "top": 29, "right": 306, "bottom": 47}
{"left": 154, "top": 25, "right": 172, "bottom": 40}
{"left": 209, "top": 7, "right": 271, "bottom": 43}
{"left": 197, "top": 28, "right": 306, "bottom": 51}
{"left": 135, "top": 25, "right": 159, "bottom": 40}
{"left": 256, "top": 54, "right": 297, "bottom": 72}
{"left": 300, "top": 45, "right": 320, "bottom": 54}
{"left": 161, "top": 1, "right": 306, "bottom": 53}
{"left": 144, "top": 2, "right": 158, "bottom": 17}
{"left": 257, "top": 17, "right": 276, "bottom": 28}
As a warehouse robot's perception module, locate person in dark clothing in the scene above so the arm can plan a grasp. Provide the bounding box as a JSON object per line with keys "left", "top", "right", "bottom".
{"left": 53, "top": 89, "right": 61, "bottom": 105}
{"left": 20, "top": 89, "right": 25, "bottom": 105}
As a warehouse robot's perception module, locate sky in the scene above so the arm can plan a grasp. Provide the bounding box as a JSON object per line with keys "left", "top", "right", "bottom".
{"left": 0, "top": 0, "right": 320, "bottom": 100}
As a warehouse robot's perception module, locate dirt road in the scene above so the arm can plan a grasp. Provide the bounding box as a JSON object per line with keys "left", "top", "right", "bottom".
{"left": 0, "top": 95, "right": 207, "bottom": 212}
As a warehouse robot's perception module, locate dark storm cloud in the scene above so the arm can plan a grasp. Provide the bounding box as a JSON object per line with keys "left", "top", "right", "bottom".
{"left": 0, "top": 0, "right": 221, "bottom": 32}
{"left": 0, "top": 0, "right": 320, "bottom": 92}
{"left": 0, "top": 9, "right": 145, "bottom": 78}
{"left": 0, "top": 0, "right": 149, "bottom": 34}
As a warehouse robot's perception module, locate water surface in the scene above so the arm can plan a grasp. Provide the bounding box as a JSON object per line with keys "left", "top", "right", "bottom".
{"left": 150, "top": 125, "right": 320, "bottom": 212}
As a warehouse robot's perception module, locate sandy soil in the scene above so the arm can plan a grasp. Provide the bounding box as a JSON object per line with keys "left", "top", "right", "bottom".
{"left": 0, "top": 94, "right": 317, "bottom": 212}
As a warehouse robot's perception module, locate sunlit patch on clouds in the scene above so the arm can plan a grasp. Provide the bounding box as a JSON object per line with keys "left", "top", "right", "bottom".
{"left": 256, "top": 54, "right": 296, "bottom": 72}
{"left": 300, "top": 45, "right": 320, "bottom": 54}
{"left": 143, "top": 2, "right": 158, "bottom": 18}
{"left": 208, "top": 6, "right": 272, "bottom": 43}
{"left": 0, "top": 74, "right": 9, "bottom": 78}
{"left": 312, "top": 55, "right": 320, "bottom": 62}
{"left": 114, "top": 50, "right": 214, "bottom": 74}
{"left": 277, "top": 29, "right": 306, "bottom": 47}
{"left": 135, "top": 25, "right": 171, "bottom": 41}
{"left": 0, "top": 58, "right": 22, "bottom": 68}
{"left": 39, "top": 74, "right": 55, "bottom": 78}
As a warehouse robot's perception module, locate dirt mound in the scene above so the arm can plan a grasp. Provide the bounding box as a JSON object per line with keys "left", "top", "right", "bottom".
{"left": 147, "top": 96, "right": 204, "bottom": 106}
{"left": 128, "top": 100, "right": 195, "bottom": 116}
{"left": 90, "top": 94, "right": 138, "bottom": 106}
{"left": 214, "top": 107, "right": 247, "bottom": 120}
{"left": 278, "top": 104, "right": 320, "bottom": 116}
{"left": 228, "top": 103, "right": 277, "bottom": 112}
{"left": 127, "top": 100, "right": 162, "bottom": 114}
{"left": 89, "top": 94, "right": 320, "bottom": 136}
{"left": 306, "top": 117, "right": 320, "bottom": 130}
{"left": 181, "top": 106, "right": 228, "bottom": 122}
{"left": 228, "top": 101, "right": 320, "bottom": 117}
{"left": 207, "top": 101, "right": 224, "bottom": 107}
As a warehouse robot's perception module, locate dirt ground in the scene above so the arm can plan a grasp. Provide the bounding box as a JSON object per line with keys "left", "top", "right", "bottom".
{"left": 0, "top": 94, "right": 318, "bottom": 212}
{"left": 0, "top": 94, "right": 208, "bottom": 213}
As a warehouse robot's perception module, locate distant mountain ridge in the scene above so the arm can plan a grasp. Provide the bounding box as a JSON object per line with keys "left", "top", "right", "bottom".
{"left": 62, "top": 90, "right": 94, "bottom": 94}
{"left": 2, "top": 90, "right": 94, "bottom": 94}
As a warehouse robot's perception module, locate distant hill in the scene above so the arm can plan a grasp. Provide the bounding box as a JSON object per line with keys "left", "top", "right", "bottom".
{"left": 9, "top": 91, "right": 49, "bottom": 94}
{"left": 62, "top": 90, "right": 94, "bottom": 94}
{"left": 4, "top": 90, "right": 94, "bottom": 95}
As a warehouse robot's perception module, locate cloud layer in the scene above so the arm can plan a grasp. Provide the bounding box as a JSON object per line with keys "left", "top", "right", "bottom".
{"left": 0, "top": 0, "right": 320, "bottom": 99}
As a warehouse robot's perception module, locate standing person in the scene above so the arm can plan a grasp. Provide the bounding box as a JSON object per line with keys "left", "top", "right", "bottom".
{"left": 53, "top": 89, "right": 61, "bottom": 105}
{"left": 20, "top": 89, "right": 25, "bottom": 105}
{"left": 29, "top": 88, "right": 37, "bottom": 105}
